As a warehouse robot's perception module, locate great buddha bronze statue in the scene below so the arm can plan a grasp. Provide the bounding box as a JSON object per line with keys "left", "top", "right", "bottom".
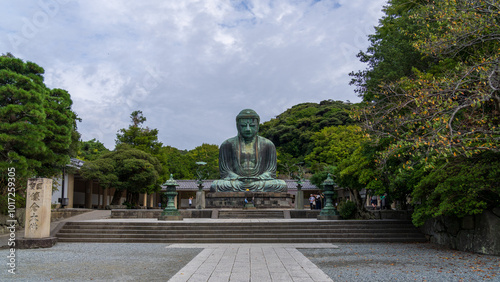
{"left": 210, "top": 109, "right": 287, "bottom": 192}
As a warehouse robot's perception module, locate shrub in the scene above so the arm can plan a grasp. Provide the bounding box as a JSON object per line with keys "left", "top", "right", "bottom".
{"left": 338, "top": 200, "right": 356, "bottom": 219}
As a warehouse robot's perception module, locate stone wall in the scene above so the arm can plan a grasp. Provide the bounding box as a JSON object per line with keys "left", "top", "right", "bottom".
{"left": 0, "top": 208, "right": 26, "bottom": 235}
{"left": 420, "top": 208, "right": 500, "bottom": 256}
{"left": 370, "top": 210, "right": 412, "bottom": 221}
{"left": 0, "top": 208, "right": 92, "bottom": 235}
{"left": 289, "top": 210, "right": 320, "bottom": 218}
{"left": 50, "top": 209, "right": 92, "bottom": 222}
{"left": 206, "top": 192, "right": 294, "bottom": 208}
{"left": 111, "top": 209, "right": 212, "bottom": 218}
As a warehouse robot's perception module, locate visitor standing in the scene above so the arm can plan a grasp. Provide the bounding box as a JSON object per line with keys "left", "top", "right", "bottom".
{"left": 189, "top": 197, "right": 193, "bottom": 208}
{"left": 381, "top": 193, "right": 387, "bottom": 210}
{"left": 316, "top": 194, "right": 322, "bottom": 210}
{"left": 371, "top": 196, "right": 378, "bottom": 210}
{"left": 309, "top": 194, "right": 315, "bottom": 210}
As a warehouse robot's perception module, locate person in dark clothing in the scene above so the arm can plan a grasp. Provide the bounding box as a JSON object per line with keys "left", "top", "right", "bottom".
{"left": 371, "top": 196, "right": 378, "bottom": 210}
{"left": 315, "top": 194, "right": 322, "bottom": 209}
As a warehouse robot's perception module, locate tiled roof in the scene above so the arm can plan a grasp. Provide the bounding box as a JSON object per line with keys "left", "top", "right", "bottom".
{"left": 161, "top": 179, "right": 319, "bottom": 191}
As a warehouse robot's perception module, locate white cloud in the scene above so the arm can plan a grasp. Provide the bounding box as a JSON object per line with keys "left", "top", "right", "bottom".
{"left": 1, "top": 0, "right": 387, "bottom": 150}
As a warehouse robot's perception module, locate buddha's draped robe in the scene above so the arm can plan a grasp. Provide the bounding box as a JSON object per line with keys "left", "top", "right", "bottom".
{"left": 210, "top": 136, "right": 287, "bottom": 192}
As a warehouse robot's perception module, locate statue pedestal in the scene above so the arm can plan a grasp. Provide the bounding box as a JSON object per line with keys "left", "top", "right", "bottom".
{"left": 206, "top": 192, "right": 293, "bottom": 209}
{"left": 196, "top": 191, "right": 206, "bottom": 209}
{"left": 295, "top": 190, "right": 304, "bottom": 210}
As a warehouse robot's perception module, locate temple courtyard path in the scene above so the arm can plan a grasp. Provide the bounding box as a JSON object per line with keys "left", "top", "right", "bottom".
{"left": 167, "top": 243, "right": 335, "bottom": 282}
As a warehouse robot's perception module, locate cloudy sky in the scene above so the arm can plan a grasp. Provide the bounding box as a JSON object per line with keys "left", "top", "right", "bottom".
{"left": 1, "top": 0, "right": 387, "bottom": 150}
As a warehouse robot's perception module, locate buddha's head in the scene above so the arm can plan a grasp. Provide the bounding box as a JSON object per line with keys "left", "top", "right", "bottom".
{"left": 236, "top": 109, "right": 260, "bottom": 140}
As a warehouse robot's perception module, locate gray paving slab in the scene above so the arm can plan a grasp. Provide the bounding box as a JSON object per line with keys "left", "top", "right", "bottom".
{"left": 168, "top": 244, "right": 334, "bottom": 282}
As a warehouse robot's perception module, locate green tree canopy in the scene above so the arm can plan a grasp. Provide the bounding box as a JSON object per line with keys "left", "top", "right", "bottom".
{"left": 260, "top": 100, "right": 355, "bottom": 172}
{"left": 0, "top": 54, "right": 80, "bottom": 180}
{"left": 349, "top": 0, "right": 434, "bottom": 102}
{"left": 350, "top": 0, "right": 500, "bottom": 224}
{"left": 305, "top": 125, "right": 364, "bottom": 172}
{"left": 116, "top": 110, "right": 163, "bottom": 155}
{"left": 80, "top": 144, "right": 162, "bottom": 206}
{"left": 77, "top": 138, "right": 110, "bottom": 161}
{"left": 187, "top": 143, "right": 220, "bottom": 180}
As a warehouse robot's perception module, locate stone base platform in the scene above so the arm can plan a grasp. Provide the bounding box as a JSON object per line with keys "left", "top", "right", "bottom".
{"left": 111, "top": 209, "right": 212, "bottom": 219}
{"left": 158, "top": 215, "right": 183, "bottom": 221}
{"left": 206, "top": 192, "right": 294, "bottom": 209}
{"left": 111, "top": 209, "right": 320, "bottom": 219}
{"left": 16, "top": 237, "right": 57, "bottom": 249}
{"left": 317, "top": 215, "right": 341, "bottom": 220}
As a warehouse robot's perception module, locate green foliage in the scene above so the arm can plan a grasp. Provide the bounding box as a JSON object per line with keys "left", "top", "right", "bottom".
{"left": 157, "top": 144, "right": 220, "bottom": 180}
{"left": 260, "top": 100, "right": 355, "bottom": 165}
{"left": 0, "top": 55, "right": 80, "bottom": 178}
{"left": 187, "top": 143, "right": 220, "bottom": 179}
{"left": 276, "top": 151, "right": 300, "bottom": 178}
{"left": 157, "top": 146, "right": 194, "bottom": 179}
{"left": 305, "top": 125, "right": 364, "bottom": 172}
{"left": 116, "top": 110, "right": 163, "bottom": 155}
{"left": 338, "top": 200, "right": 357, "bottom": 219}
{"left": 349, "top": 0, "right": 434, "bottom": 101}
{"left": 335, "top": 142, "right": 380, "bottom": 192}
{"left": 350, "top": 0, "right": 500, "bottom": 225}
{"left": 77, "top": 138, "right": 110, "bottom": 161}
{"left": 80, "top": 144, "right": 162, "bottom": 206}
{"left": 0, "top": 54, "right": 79, "bottom": 213}
{"left": 115, "top": 110, "right": 167, "bottom": 184}
{"left": 411, "top": 152, "right": 500, "bottom": 226}
{"left": 309, "top": 166, "right": 335, "bottom": 189}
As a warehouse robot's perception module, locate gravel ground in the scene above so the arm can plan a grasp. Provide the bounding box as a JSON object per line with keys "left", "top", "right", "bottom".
{"left": 300, "top": 243, "right": 500, "bottom": 282}
{"left": 1, "top": 242, "right": 498, "bottom": 281}
{"left": 1, "top": 243, "right": 202, "bottom": 281}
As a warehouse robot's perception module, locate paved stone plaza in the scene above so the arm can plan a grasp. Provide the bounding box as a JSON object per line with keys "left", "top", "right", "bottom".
{"left": 1, "top": 211, "right": 499, "bottom": 281}
{"left": 167, "top": 244, "right": 335, "bottom": 282}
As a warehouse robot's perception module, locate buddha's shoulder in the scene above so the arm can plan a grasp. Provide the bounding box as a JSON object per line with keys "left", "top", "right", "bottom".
{"left": 221, "top": 136, "right": 239, "bottom": 146}
{"left": 257, "top": 136, "right": 274, "bottom": 146}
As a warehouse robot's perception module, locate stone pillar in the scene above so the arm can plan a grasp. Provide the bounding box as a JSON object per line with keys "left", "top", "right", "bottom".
{"left": 295, "top": 190, "right": 304, "bottom": 210}
{"left": 196, "top": 191, "right": 205, "bottom": 209}
{"left": 25, "top": 178, "right": 52, "bottom": 238}
{"left": 98, "top": 186, "right": 103, "bottom": 209}
{"left": 103, "top": 187, "right": 109, "bottom": 206}
{"left": 149, "top": 194, "right": 154, "bottom": 208}
{"left": 18, "top": 178, "right": 57, "bottom": 248}
{"left": 66, "top": 174, "right": 74, "bottom": 208}
{"left": 142, "top": 193, "right": 147, "bottom": 207}
{"left": 85, "top": 180, "right": 93, "bottom": 209}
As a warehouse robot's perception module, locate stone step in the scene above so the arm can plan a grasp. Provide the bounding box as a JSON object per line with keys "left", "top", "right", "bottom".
{"left": 56, "top": 220, "right": 426, "bottom": 243}
{"left": 57, "top": 237, "right": 427, "bottom": 243}
{"left": 58, "top": 228, "right": 419, "bottom": 234}
{"left": 61, "top": 223, "right": 417, "bottom": 230}
{"left": 63, "top": 220, "right": 415, "bottom": 226}
{"left": 57, "top": 232, "right": 424, "bottom": 239}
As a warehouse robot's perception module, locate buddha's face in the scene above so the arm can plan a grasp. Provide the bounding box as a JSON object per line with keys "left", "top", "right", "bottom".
{"left": 237, "top": 118, "right": 259, "bottom": 140}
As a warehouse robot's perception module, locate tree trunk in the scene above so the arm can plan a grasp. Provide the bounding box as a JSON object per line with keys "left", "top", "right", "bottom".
{"left": 126, "top": 191, "right": 140, "bottom": 207}
{"left": 132, "top": 192, "right": 140, "bottom": 207}
{"left": 110, "top": 189, "right": 124, "bottom": 205}
{"left": 348, "top": 188, "right": 375, "bottom": 219}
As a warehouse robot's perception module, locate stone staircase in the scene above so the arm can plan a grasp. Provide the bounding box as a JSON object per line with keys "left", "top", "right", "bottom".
{"left": 56, "top": 220, "right": 427, "bottom": 243}
{"left": 218, "top": 209, "right": 285, "bottom": 219}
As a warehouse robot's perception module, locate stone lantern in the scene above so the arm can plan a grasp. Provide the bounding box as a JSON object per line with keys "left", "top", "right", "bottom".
{"left": 158, "top": 174, "right": 183, "bottom": 220}
{"left": 317, "top": 173, "right": 340, "bottom": 220}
